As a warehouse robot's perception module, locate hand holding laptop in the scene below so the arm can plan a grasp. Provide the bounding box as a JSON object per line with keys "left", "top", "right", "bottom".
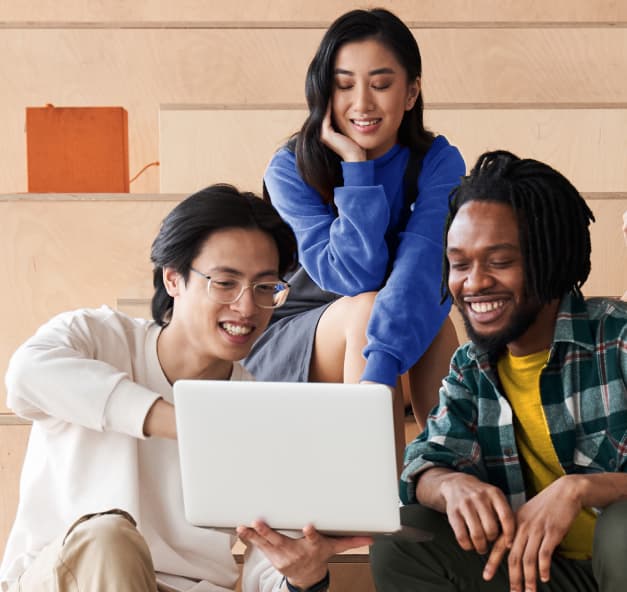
{"left": 237, "top": 520, "right": 372, "bottom": 590}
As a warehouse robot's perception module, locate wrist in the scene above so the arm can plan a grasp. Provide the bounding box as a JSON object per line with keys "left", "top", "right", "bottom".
{"left": 284, "top": 570, "right": 330, "bottom": 592}
{"left": 561, "top": 474, "right": 587, "bottom": 508}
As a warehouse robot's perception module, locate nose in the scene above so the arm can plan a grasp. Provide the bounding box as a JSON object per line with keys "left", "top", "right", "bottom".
{"left": 464, "top": 263, "right": 494, "bottom": 292}
{"left": 230, "top": 285, "right": 257, "bottom": 315}
{"left": 353, "top": 83, "right": 374, "bottom": 113}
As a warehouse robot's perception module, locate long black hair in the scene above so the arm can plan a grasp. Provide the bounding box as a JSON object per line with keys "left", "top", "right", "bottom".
{"left": 291, "top": 8, "right": 434, "bottom": 204}
{"left": 441, "top": 150, "right": 595, "bottom": 303}
{"left": 150, "top": 184, "right": 297, "bottom": 325}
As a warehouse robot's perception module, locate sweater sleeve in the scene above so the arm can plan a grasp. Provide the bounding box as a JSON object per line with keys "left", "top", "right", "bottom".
{"left": 264, "top": 149, "right": 391, "bottom": 295}
{"left": 5, "top": 307, "right": 161, "bottom": 438}
{"left": 361, "top": 137, "right": 465, "bottom": 385}
{"left": 240, "top": 543, "right": 285, "bottom": 592}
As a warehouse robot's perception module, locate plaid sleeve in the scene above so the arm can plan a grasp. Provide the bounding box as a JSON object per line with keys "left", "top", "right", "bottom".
{"left": 400, "top": 348, "right": 488, "bottom": 504}
{"left": 611, "top": 315, "right": 627, "bottom": 472}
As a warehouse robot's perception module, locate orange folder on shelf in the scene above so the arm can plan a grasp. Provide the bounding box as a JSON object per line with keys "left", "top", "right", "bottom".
{"left": 26, "top": 105, "right": 129, "bottom": 192}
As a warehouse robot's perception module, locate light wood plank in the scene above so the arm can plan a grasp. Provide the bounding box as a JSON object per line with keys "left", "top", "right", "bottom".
{"left": 159, "top": 108, "right": 305, "bottom": 194}
{"left": 0, "top": 197, "right": 180, "bottom": 412}
{"left": 2, "top": 27, "right": 627, "bottom": 194}
{"left": 426, "top": 109, "right": 627, "bottom": 194}
{"left": 159, "top": 107, "right": 627, "bottom": 194}
{"left": 0, "top": 424, "right": 30, "bottom": 558}
{"left": 2, "top": 0, "right": 626, "bottom": 25}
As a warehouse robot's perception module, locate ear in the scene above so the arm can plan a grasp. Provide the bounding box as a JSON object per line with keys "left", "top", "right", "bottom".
{"left": 406, "top": 77, "right": 421, "bottom": 111}
{"left": 163, "top": 267, "right": 183, "bottom": 297}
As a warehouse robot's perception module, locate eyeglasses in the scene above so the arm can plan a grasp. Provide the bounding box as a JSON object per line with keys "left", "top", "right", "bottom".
{"left": 189, "top": 268, "right": 290, "bottom": 309}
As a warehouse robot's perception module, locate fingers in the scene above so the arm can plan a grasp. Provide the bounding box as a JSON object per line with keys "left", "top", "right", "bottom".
{"left": 236, "top": 520, "right": 284, "bottom": 548}
{"left": 482, "top": 533, "right": 510, "bottom": 581}
{"left": 507, "top": 530, "right": 549, "bottom": 592}
{"left": 449, "top": 502, "right": 502, "bottom": 554}
{"left": 321, "top": 104, "right": 334, "bottom": 138}
{"left": 537, "top": 538, "right": 554, "bottom": 584}
{"left": 448, "top": 506, "right": 480, "bottom": 551}
{"left": 302, "top": 524, "right": 372, "bottom": 554}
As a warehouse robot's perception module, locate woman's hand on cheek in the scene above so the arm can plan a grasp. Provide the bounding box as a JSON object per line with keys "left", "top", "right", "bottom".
{"left": 237, "top": 520, "right": 372, "bottom": 589}
{"left": 321, "top": 104, "right": 366, "bottom": 163}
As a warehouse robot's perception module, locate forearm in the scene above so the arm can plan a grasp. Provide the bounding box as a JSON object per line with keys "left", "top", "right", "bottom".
{"left": 568, "top": 472, "right": 627, "bottom": 509}
{"left": 143, "top": 398, "right": 176, "bottom": 439}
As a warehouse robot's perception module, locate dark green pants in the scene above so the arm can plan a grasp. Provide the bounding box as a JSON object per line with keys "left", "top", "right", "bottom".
{"left": 370, "top": 501, "right": 627, "bottom": 592}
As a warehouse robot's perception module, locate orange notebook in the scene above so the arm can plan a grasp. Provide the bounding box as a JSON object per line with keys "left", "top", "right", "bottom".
{"left": 26, "top": 105, "right": 129, "bottom": 192}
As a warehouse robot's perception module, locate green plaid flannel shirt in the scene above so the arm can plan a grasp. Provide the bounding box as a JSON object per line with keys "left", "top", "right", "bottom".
{"left": 401, "top": 294, "right": 627, "bottom": 509}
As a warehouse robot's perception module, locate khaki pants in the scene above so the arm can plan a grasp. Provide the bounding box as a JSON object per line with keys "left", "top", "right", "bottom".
{"left": 11, "top": 509, "right": 158, "bottom": 592}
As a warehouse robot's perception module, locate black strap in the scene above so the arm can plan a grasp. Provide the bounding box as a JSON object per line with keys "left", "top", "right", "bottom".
{"left": 384, "top": 150, "right": 423, "bottom": 278}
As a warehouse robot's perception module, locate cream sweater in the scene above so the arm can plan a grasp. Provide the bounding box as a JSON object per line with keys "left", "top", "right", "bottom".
{"left": 0, "top": 306, "right": 281, "bottom": 592}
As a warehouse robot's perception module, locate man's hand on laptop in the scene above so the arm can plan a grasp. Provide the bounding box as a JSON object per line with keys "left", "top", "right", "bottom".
{"left": 237, "top": 520, "right": 372, "bottom": 589}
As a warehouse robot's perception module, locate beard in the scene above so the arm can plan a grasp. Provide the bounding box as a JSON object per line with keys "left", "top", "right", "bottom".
{"left": 458, "top": 298, "right": 543, "bottom": 355}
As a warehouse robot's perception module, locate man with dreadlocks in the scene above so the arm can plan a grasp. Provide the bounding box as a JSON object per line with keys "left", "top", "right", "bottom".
{"left": 370, "top": 150, "right": 627, "bottom": 592}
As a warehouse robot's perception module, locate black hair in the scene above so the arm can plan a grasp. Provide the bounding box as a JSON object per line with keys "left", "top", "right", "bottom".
{"left": 290, "top": 8, "right": 434, "bottom": 204}
{"left": 150, "top": 184, "right": 297, "bottom": 326}
{"left": 441, "top": 150, "right": 595, "bottom": 303}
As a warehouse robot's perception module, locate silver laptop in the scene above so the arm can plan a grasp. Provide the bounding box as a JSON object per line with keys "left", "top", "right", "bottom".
{"left": 173, "top": 379, "right": 432, "bottom": 541}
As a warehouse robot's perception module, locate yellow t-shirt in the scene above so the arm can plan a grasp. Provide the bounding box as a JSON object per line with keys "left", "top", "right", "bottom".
{"left": 498, "top": 349, "right": 595, "bottom": 559}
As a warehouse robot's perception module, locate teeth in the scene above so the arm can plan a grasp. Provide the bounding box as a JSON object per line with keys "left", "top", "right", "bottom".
{"left": 469, "top": 301, "right": 504, "bottom": 313}
{"left": 353, "top": 119, "right": 380, "bottom": 127}
{"left": 221, "top": 322, "right": 252, "bottom": 336}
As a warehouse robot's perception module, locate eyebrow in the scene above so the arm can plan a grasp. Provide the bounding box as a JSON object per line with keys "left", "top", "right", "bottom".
{"left": 203, "top": 266, "right": 280, "bottom": 280}
{"left": 334, "top": 67, "right": 397, "bottom": 76}
{"left": 446, "top": 243, "right": 519, "bottom": 255}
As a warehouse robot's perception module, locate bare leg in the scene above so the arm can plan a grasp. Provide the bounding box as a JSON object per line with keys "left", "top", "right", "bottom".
{"left": 408, "top": 316, "right": 459, "bottom": 431}
{"left": 309, "top": 292, "right": 407, "bottom": 473}
{"left": 308, "top": 291, "right": 377, "bottom": 383}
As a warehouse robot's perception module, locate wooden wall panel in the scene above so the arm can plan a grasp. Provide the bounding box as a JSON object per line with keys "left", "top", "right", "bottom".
{"left": 159, "top": 108, "right": 305, "bottom": 194}
{"left": 0, "top": 197, "right": 180, "bottom": 413}
{"left": 0, "top": 424, "right": 30, "bottom": 559}
{"left": 587, "top": 199, "right": 627, "bottom": 299}
{"left": 159, "top": 108, "right": 627, "bottom": 194}
{"left": 2, "top": 1, "right": 626, "bottom": 25}
{"left": 2, "top": 27, "right": 627, "bottom": 194}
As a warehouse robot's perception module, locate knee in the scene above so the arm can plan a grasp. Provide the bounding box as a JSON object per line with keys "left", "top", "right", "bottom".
{"left": 593, "top": 500, "right": 627, "bottom": 581}
{"left": 63, "top": 511, "right": 152, "bottom": 569}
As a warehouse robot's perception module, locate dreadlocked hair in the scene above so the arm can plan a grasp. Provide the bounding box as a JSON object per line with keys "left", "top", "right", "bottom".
{"left": 440, "top": 150, "right": 595, "bottom": 303}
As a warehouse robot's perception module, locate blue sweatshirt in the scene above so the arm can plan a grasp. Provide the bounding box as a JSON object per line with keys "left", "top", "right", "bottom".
{"left": 264, "top": 136, "right": 465, "bottom": 386}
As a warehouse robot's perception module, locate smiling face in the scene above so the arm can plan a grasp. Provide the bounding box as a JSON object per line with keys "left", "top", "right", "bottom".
{"left": 331, "top": 38, "right": 419, "bottom": 160}
{"left": 160, "top": 227, "right": 280, "bottom": 380}
{"left": 446, "top": 201, "right": 557, "bottom": 356}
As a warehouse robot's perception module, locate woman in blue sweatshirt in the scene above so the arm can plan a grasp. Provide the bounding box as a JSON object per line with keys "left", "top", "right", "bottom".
{"left": 244, "top": 8, "right": 465, "bottom": 429}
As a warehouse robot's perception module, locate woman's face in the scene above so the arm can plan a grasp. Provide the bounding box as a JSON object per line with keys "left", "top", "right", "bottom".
{"left": 330, "top": 38, "right": 419, "bottom": 160}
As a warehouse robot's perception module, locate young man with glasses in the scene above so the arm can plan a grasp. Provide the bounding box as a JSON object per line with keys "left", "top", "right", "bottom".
{"left": 1, "top": 184, "right": 367, "bottom": 592}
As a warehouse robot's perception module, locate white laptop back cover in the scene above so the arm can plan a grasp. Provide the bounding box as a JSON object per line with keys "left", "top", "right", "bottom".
{"left": 173, "top": 380, "right": 401, "bottom": 535}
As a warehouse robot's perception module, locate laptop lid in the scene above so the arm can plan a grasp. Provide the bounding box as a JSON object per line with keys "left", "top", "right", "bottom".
{"left": 173, "top": 380, "right": 425, "bottom": 538}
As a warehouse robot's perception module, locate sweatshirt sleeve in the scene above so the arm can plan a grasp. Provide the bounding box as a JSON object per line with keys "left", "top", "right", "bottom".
{"left": 240, "top": 543, "right": 285, "bottom": 592}
{"left": 361, "top": 137, "right": 466, "bottom": 385}
{"left": 5, "top": 307, "right": 161, "bottom": 438}
{"left": 264, "top": 149, "right": 391, "bottom": 295}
